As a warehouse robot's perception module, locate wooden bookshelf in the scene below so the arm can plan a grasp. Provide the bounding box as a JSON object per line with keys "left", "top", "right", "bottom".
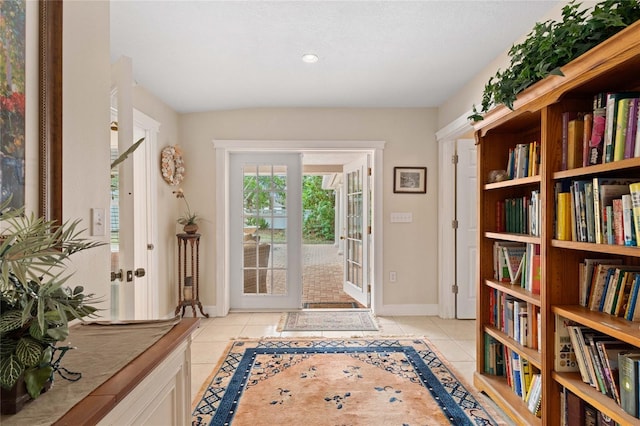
{"left": 474, "top": 21, "right": 640, "bottom": 425}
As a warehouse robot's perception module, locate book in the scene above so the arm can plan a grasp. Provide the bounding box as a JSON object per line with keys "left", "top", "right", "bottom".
{"left": 581, "top": 259, "right": 622, "bottom": 308}
{"left": 562, "top": 111, "right": 580, "bottom": 170}
{"left": 622, "top": 194, "right": 636, "bottom": 246}
{"left": 568, "top": 325, "right": 594, "bottom": 385}
{"left": 604, "top": 92, "right": 640, "bottom": 163}
{"left": 593, "top": 178, "right": 635, "bottom": 244}
{"left": 566, "top": 389, "right": 585, "bottom": 426}
{"left": 613, "top": 98, "right": 633, "bottom": 161}
{"left": 588, "top": 264, "right": 621, "bottom": 311}
{"left": 501, "top": 245, "right": 526, "bottom": 284}
{"left": 612, "top": 198, "right": 624, "bottom": 245}
{"left": 619, "top": 352, "right": 640, "bottom": 417}
{"left": 555, "top": 315, "right": 579, "bottom": 372}
{"left": 630, "top": 182, "right": 640, "bottom": 246}
{"left": 625, "top": 98, "right": 639, "bottom": 159}
{"left": 584, "top": 182, "right": 596, "bottom": 243}
{"left": 589, "top": 93, "right": 607, "bottom": 165}
{"left": 614, "top": 271, "right": 639, "bottom": 317}
{"left": 557, "top": 192, "right": 572, "bottom": 241}
{"left": 595, "top": 340, "right": 635, "bottom": 405}
{"left": 626, "top": 274, "right": 640, "bottom": 321}
{"left": 583, "top": 113, "right": 593, "bottom": 167}
{"left": 568, "top": 117, "right": 585, "bottom": 169}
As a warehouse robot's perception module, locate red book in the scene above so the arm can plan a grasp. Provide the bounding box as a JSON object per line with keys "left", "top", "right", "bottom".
{"left": 613, "top": 198, "right": 624, "bottom": 245}
{"left": 531, "top": 254, "right": 541, "bottom": 295}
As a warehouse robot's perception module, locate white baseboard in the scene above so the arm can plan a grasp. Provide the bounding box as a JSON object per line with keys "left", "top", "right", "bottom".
{"left": 375, "top": 304, "right": 439, "bottom": 317}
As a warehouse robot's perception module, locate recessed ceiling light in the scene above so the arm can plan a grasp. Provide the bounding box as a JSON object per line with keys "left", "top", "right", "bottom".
{"left": 302, "top": 53, "right": 319, "bottom": 64}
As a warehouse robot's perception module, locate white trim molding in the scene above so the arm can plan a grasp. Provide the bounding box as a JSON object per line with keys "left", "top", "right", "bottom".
{"left": 213, "top": 139, "right": 385, "bottom": 317}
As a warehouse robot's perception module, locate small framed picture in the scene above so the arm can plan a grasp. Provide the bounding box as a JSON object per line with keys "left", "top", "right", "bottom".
{"left": 393, "top": 167, "right": 427, "bottom": 193}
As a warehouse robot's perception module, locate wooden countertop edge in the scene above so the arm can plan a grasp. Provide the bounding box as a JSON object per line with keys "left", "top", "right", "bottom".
{"left": 53, "top": 317, "right": 201, "bottom": 426}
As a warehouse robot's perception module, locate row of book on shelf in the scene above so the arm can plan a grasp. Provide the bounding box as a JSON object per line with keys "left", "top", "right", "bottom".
{"left": 488, "top": 288, "right": 541, "bottom": 351}
{"left": 556, "top": 315, "right": 640, "bottom": 420}
{"left": 561, "top": 387, "right": 619, "bottom": 426}
{"left": 579, "top": 259, "right": 640, "bottom": 321}
{"left": 555, "top": 179, "right": 640, "bottom": 246}
{"left": 506, "top": 140, "right": 540, "bottom": 179}
{"left": 484, "top": 334, "right": 541, "bottom": 417}
{"left": 493, "top": 241, "right": 541, "bottom": 294}
{"left": 495, "top": 190, "right": 540, "bottom": 236}
{"left": 561, "top": 92, "right": 640, "bottom": 171}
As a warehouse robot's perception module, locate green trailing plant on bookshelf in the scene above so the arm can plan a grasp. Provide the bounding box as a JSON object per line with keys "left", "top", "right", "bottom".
{"left": 469, "top": 0, "right": 640, "bottom": 122}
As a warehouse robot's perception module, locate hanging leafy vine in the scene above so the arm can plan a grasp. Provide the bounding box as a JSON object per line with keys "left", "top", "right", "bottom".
{"left": 469, "top": 0, "right": 640, "bottom": 122}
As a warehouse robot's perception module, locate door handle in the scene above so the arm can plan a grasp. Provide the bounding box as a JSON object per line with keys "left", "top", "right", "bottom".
{"left": 147, "top": 243, "right": 154, "bottom": 250}
{"left": 134, "top": 268, "right": 146, "bottom": 278}
{"left": 111, "top": 269, "right": 123, "bottom": 282}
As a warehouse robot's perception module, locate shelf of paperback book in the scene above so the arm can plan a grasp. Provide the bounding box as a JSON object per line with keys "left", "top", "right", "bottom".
{"left": 485, "top": 279, "right": 541, "bottom": 307}
{"left": 484, "top": 175, "right": 541, "bottom": 191}
{"left": 484, "top": 325, "right": 542, "bottom": 369}
{"left": 551, "top": 239, "right": 640, "bottom": 257}
{"left": 552, "top": 371, "right": 639, "bottom": 425}
{"left": 473, "top": 373, "right": 542, "bottom": 426}
{"left": 553, "top": 305, "right": 640, "bottom": 347}
{"left": 553, "top": 157, "right": 640, "bottom": 181}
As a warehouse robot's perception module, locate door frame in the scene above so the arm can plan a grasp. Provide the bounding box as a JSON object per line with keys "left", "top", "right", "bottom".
{"left": 436, "top": 113, "right": 473, "bottom": 319}
{"left": 213, "top": 140, "right": 385, "bottom": 316}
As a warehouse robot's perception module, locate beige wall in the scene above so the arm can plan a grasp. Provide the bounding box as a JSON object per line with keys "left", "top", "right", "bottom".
{"left": 179, "top": 108, "right": 440, "bottom": 309}
{"left": 437, "top": 0, "right": 595, "bottom": 129}
{"left": 63, "top": 0, "right": 112, "bottom": 316}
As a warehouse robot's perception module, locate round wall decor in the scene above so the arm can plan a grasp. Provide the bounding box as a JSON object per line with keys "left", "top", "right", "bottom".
{"left": 160, "top": 145, "right": 185, "bottom": 186}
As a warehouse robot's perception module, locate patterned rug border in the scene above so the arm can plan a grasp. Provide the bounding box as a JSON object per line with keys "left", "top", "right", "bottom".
{"left": 276, "top": 310, "right": 380, "bottom": 332}
{"left": 192, "top": 336, "right": 508, "bottom": 425}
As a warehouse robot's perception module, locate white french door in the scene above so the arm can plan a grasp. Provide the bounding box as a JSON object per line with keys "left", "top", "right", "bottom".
{"left": 342, "top": 155, "right": 370, "bottom": 307}
{"left": 229, "top": 153, "right": 302, "bottom": 310}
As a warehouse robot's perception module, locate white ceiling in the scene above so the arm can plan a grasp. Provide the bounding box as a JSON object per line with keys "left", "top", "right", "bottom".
{"left": 110, "top": 0, "right": 561, "bottom": 114}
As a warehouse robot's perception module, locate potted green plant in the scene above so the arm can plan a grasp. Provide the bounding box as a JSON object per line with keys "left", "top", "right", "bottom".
{"left": 469, "top": 0, "right": 640, "bottom": 121}
{"left": 0, "top": 200, "right": 103, "bottom": 414}
{"left": 174, "top": 188, "right": 199, "bottom": 234}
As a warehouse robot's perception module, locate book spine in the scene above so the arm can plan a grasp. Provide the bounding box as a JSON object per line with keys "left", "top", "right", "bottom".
{"left": 625, "top": 98, "right": 639, "bottom": 159}
{"left": 619, "top": 352, "right": 639, "bottom": 417}
{"left": 613, "top": 198, "right": 624, "bottom": 245}
{"left": 622, "top": 194, "right": 636, "bottom": 246}
{"left": 583, "top": 113, "right": 593, "bottom": 167}
{"left": 557, "top": 192, "right": 572, "bottom": 241}
{"left": 613, "top": 98, "right": 631, "bottom": 162}
{"left": 631, "top": 183, "right": 640, "bottom": 246}
{"left": 593, "top": 178, "right": 603, "bottom": 244}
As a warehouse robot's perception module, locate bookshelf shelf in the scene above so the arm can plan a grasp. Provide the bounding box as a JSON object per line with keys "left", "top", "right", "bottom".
{"left": 485, "top": 175, "right": 541, "bottom": 191}
{"left": 485, "top": 232, "right": 541, "bottom": 244}
{"left": 485, "top": 279, "right": 541, "bottom": 306}
{"left": 552, "top": 371, "right": 639, "bottom": 425}
{"left": 475, "top": 21, "right": 640, "bottom": 425}
{"left": 553, "top": 305, "right": 640, "bottom": 347}
{"left": 484, "top": 325, "right": 542, "bottom": 369}
{"left": 473, "top": 373, "right": 542, "bottom": 425}
{"left": 551, "top": 240, "right": 640, "bottom": 257}
{"left": 553, "top": 156, "right": 640, "bottom": 180}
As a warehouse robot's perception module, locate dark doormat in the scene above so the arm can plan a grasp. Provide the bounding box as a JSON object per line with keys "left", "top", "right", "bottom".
{"left": 303, "top": 302, "right": 358, "bottom": 309}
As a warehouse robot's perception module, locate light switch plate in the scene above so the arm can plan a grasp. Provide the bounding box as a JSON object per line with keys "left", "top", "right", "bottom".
{"left": 91, "top": 208, "right": 105, "bottom": 236}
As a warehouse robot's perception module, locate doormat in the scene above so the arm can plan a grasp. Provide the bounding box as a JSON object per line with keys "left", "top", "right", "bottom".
{"left": 277, "top": 310, "right": 378, "bottom": 331}
{"left": 192, "top": 338, "right": 507, "bottom": 426}
{"left": 303, "top": 302, "right": 358, "bottom": 309}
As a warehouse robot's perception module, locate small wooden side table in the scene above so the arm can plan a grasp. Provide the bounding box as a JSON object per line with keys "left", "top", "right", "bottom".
{"left": 175, "top": 233, "right": 209, "bottom": 318}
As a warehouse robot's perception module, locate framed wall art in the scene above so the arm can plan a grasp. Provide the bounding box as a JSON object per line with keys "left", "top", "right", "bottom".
{"left": 393, "top": 167, "right": 427, "bottom": 194}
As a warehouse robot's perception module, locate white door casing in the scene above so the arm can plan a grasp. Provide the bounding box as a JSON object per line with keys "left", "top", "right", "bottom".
{"left": 214, "top": 140, "right": 385, "bottom": 317}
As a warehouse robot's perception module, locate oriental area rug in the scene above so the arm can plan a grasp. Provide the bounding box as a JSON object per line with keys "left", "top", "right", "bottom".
{"left": 192, "top": 338, "right": 506, "bottom": 426}
{"left": 277, "top": 310, "right": 379, "bottom": 331}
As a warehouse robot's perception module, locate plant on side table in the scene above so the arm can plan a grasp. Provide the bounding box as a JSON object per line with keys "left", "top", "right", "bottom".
{"left": 0, "top": 200, "right": 104, "bottom": 414}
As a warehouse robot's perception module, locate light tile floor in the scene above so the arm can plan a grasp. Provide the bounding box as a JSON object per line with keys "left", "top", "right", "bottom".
{"left": 190, "top": 312, "right": 512, "bottom": 424}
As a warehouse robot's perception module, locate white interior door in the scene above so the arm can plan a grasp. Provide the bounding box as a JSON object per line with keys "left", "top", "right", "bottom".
{"left": 229, "top": 153, "right": 302, "bottom": 310}
{"left": 455, "top": 139, "right": 477, "bottom": 319}
{"left": 342, "top": 155, "right": 369, "bottom": 307}
{"left": 110, "top": 57, "right": 158, "bottom": 320}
